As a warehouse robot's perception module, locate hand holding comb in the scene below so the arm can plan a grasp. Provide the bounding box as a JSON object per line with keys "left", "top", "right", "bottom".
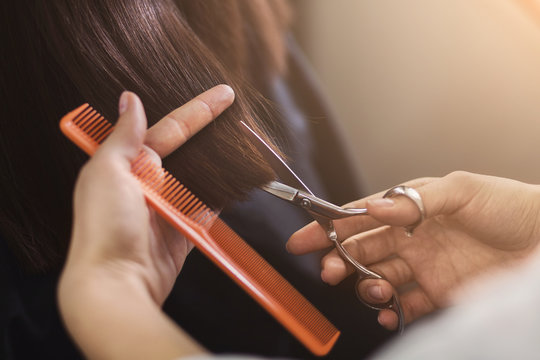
{"left": 59, "top": 102, "right": 340, "bottom": 356}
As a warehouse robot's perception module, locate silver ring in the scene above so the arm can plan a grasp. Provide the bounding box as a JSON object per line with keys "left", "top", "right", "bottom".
{"left": 383, "top": 185, "right": 425, "bottom": 236}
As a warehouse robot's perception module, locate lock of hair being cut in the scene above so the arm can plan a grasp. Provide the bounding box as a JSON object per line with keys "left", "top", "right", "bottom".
{"left": 0, "top": 0, "right": 291, "bottom": 272}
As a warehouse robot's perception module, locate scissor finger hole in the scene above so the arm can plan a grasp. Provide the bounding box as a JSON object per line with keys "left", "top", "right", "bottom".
{"left": 383, "top": 185, "right": 426, "bottom": 235}
{"left": 355, "top": 278, "right": 395, "bottom": 309}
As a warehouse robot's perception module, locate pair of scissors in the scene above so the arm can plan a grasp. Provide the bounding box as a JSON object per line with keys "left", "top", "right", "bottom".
{"left": 241, "top": 121, "right": 420, "bottom": 334}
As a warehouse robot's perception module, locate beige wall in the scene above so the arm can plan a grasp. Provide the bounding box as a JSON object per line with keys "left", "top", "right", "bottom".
{"left": 293, "top": 0, "right": 540, "bottom": 194}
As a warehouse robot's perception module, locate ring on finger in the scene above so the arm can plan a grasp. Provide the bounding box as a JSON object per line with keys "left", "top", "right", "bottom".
{"left": 383, "top": 185, "right": 425, "bottom": 236}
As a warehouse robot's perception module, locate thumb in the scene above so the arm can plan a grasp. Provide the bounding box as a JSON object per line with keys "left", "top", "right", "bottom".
{"left": 366, "top": 195, "right": 422, "bottom": 228}
{"left": 97, "top": 91, "right": 147, "bottom": 163}
{"left": 365, "top": 172, "right": 477, "bottom": 227}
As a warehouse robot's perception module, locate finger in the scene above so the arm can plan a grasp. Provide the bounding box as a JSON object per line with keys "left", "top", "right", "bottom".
{"left": 366, "top": 196, "right": 422, "bottom": 229}
{"left": 356, "top": 258, "right": 414, "bottom": 303}
{"left": 321, "top": 243, "right": 413, "bottom": 288}
{"left": 141, "top": 145, "right": 162, "bottom": 168}
{"left": 367, "top": 172, "right": 480, "bottom": 227}
{"left": 320, "top": 226, "right": 400, "bottom": 284}
{"left": 287, "top": 178, "right": 437, "bottom": 255}
{"left": 419, "top": 171, "right": 484, "bottom": 218}
{"left": 336, "top": 178, "right": 438, "bottom": 235}
{"left": 371, "top": 257, "right": 414, "bottom": 287}
{"left": 377, "top": 309, "right": 399, "bottom": 331}
{"left": 356, "top": 278, "right": 395, "bottom": 305}
{"left": 320, "top": 255, "right": 347, "bottom": 285}
{"left": 287, "top": 211, "right": 386, "bottom": 255}
{"left": 378, "top": 287, "right": 436, "bottom": 330}
{"left": 287, "top": 220, "right": 332, "bottom": 254}
{"left": 145, "top": 84, "right": 235, "bottom": 158}
{"left": 97, "top": 91, "right": 147, "bottom": 164}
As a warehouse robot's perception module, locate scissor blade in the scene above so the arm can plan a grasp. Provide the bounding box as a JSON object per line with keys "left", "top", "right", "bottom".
{"left": 240, "top": 121, "right": 314, "bottom": 195}
{"left": 261, "top": 181, "right": 299, "bottom": 202}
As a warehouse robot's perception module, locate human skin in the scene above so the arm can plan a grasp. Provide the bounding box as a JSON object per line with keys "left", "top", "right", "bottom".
{"left": 287, "top": 172, "right": 540, "bottom": 330}
{"left": 58, "top": 86, "right": 233, "bottom": 359}
{"left": 58, "top": 85, "right": 540, "bottom": 354}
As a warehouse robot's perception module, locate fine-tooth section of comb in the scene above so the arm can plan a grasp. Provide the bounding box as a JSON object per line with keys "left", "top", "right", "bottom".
{"left": 59, "top": 104, "right": 340, "bottom": 356}
{"left": 208, "top": 220, "right": 339, "bottom": 348}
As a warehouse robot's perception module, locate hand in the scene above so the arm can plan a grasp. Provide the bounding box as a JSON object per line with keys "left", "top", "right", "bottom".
{"left": 58, "top": 86, "right": 233, "bottom": 359}
{"left": 287, "top": 171, "right": 540, "bottom": 330}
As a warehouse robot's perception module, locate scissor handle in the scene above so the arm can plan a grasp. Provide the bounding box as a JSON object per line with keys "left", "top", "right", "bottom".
{"left": 355, "top": 278, "right": 405, "bottom": 334}
{"left": 332, "top": 233, "right": 405, "bottom": 334}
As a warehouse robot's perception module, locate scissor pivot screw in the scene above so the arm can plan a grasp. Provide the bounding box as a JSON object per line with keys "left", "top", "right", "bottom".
{"left": 300, "top": 199, "right": 311, "bottom": 209}
{"left": 328, "top": 232, "right": 338, "bottom": 242}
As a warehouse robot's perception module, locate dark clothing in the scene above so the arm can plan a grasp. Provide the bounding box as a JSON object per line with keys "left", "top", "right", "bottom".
{"left": 0, "top": 39, "right": 393, "bottom": 359}
{"left": 0, "top": 240, "right": 80, "bottom": 359}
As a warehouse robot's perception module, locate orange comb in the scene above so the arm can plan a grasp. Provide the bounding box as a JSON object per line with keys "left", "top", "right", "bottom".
{"left": 59, "top": 104, "right": 340, "bottom": 356}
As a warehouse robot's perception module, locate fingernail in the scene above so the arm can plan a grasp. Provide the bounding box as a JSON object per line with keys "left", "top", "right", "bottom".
{"left": 368, "top": 198, "right": 394, "bottom": 208}
{"left": 285, "top": 242, "right": 291, "bottom": 253}
{"left": 320, "top": 270, "right": 329, "bottom": 283}
{"left": 367, "top": 285, "right": 384, "bottom": 301}
{"left": 119, "top": 91, "right": 129, "bottom": 115}
{"left": 217, "top": 84, "right": 235, "bottom": 104}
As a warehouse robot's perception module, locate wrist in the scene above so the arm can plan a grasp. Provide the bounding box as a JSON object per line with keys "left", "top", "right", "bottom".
{"left": 58, "top": 265, "right": 204, "bottom": 360}
{"left": 58, "top": 263, "right": 156, "bottom": 331}
{"left": 60, "top": 259, "right": 153, "bottom": 299}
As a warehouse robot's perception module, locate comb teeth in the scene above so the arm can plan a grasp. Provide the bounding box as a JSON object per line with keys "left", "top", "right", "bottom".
{"left": 60, "top": 104, "right": 340, "bottom": 356}
{"left": 130, "top": 153, "right": 216, "bottom": 228}
{"left": 208, "top": 219, "right": 339, "bottom": 347}
{"left": 72, "top": 105, "right": 114, "bottom": 144}
{"left": 61, "top": 104, "right": 218, "bottom": 228}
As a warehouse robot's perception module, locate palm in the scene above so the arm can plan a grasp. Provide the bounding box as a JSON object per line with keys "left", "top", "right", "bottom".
{"left": 144, "top": 213, "right": 193, "bottom": 304}
{"left": 397, "top": 219, "right": 525, "bottom": 308}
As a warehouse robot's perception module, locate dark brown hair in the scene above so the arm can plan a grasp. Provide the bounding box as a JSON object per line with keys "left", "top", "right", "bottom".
{"left": 0, "top": 0, "right": 290, "bottom": 272}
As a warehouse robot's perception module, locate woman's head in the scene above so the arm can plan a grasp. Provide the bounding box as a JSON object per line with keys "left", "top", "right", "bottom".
{"left": 0, "top": 0, "right": 291, "bottom": 272}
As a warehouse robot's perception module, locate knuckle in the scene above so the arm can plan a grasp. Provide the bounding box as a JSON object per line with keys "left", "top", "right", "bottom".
{"left": 369, "top": 264, "right": 390, "bottom": 283}
{"left": 445, "top": 170, "right": 474, "bottom": 183}
{"left": 347, "top": 239, "right": 367, "bottom": 262}
{"left": 164, "top": 114, "right": 191, "bottom": 143}
{"left": 393, "top": 261, "right": 409, "bottom": 285}
{"left": 401, "top": 300, "right": 416, "bottom": 322}
{"left": 192, "top": 97, "right": 215, "bottom": 120}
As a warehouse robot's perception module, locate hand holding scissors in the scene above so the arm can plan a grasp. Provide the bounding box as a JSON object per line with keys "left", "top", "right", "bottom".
{"left": 287, "top": 169, "right": 540, "bottom": 332}
{"left": 241, "top": 122, "right": 426, "bottom": 333}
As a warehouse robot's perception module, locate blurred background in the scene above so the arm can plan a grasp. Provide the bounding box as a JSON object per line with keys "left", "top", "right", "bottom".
{"left": 293, "top": 0, "right": 540, "bottom": 194}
